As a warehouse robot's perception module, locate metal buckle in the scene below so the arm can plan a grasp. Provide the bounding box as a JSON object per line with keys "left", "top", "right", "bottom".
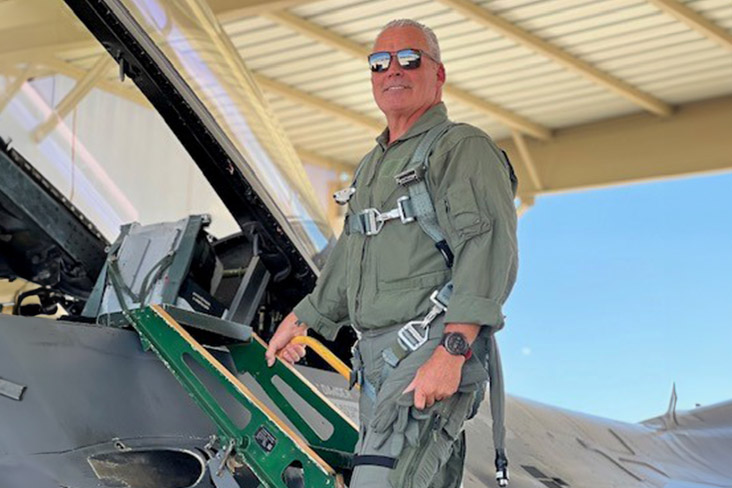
{"left": 429, "top": 289, "right": 449, "bottom": 312}
{"left": 398, "top": 320, "right": 429, "bottom": 352}
{"left": 496, "top": 468, "right": 509, "bottom": 487}
{"left": 396, "top": 196, "right": 415, "bottom": 224}
{"left": 360, "top": 208, "right": 384, "bottom": 236}
{"left": 333, "top": 187, "right": 356, "bottom": 205}
{"left": 394, "top": 165, "right": 425, "bottom": 186}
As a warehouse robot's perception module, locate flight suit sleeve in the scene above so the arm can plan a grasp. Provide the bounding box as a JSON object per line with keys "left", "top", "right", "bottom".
{"left": 291, "top": 232, "right": 349, "bottom": 340}
{"left": 431, "top": 134, "right": 518, "bottom": 330}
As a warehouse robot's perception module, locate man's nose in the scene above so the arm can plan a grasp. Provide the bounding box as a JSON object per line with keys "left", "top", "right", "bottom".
{"left": 386, "top": 57, "right": 404, "bottom": 76}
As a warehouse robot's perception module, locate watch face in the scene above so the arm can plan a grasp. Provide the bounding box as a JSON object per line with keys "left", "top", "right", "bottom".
{"left": 444, "top": 333, "right": 469, "bottom": 355}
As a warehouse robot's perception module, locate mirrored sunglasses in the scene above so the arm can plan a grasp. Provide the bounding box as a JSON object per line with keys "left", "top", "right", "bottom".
{"left": 368, "top": 48, "right": 437, "bottom": 73}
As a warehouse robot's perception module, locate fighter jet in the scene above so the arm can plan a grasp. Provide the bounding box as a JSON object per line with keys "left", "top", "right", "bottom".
{"left": 0, "top": 0, "right": 730, "bottom": 487}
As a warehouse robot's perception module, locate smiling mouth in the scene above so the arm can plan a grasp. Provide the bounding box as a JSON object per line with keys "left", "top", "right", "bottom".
{"left": 384, "top": 86, "right": 410, "bottom": 92}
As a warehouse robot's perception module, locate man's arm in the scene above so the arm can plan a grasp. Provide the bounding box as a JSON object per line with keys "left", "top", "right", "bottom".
{"left": 405, "top": 131, "right": 519, "bottom": 408}
{"left": 265, "top": 232, "right": 350, "bottom": 366}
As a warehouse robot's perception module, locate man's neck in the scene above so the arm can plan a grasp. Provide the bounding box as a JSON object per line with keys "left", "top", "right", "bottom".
{"left": 386, "top": 103, "right": 437, "bottom": 145}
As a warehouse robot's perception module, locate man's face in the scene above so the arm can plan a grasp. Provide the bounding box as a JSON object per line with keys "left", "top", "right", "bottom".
{"left": 371, "top": 26, "right": 445, "bottom": 119}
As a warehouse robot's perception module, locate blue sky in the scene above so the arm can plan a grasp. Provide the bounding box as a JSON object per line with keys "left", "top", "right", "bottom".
{"left": 500, "top": 171, "right": 732, "bottom": 423}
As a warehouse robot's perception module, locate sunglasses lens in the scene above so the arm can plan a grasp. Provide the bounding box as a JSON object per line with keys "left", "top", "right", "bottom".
{"left": 397, "top": 49, "right": 421, "bottom": 69}
{"left": 369, "top": 52, "right": 391, "bottom": 72}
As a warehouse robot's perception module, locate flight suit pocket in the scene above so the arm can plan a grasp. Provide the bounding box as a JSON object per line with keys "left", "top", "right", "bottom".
{"left": 441, "top": 178, "right": 491, "bottom": 246}
{"left": 378, "top": 269, "right": 450, "bottom": 292}
{"left": 388, "top": 389, "right": 477, "bottom": 488}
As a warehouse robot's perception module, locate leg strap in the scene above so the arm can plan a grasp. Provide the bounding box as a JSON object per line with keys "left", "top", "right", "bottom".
{"left": 352, "top": 455, "right": 397, "bottom": 469}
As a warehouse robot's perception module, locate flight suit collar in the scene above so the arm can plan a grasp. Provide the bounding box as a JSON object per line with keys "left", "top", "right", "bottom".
{"left": 376, "top": 102, "right": 449, "bottom": 149}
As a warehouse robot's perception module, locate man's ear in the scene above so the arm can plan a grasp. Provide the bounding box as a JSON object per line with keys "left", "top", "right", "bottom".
{"left": 437, "top": 63, "right": 446, "bottom": 86}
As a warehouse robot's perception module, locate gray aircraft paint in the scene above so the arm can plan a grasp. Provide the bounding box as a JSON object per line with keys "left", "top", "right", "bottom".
{"left": 1, "top": 314, "right": 730, "bottom": 488}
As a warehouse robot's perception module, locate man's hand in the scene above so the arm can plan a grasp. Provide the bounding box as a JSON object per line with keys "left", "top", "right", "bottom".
{"left": 265, "top": 312, "right": 309, "bottom": 367}
{"left": 403, "top": 346, "right": 465, "bottom": 409}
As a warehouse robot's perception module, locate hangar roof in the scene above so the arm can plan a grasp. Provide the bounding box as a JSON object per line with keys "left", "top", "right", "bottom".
{"left": 1, "top": 0, "right": 731, "bottom": 209}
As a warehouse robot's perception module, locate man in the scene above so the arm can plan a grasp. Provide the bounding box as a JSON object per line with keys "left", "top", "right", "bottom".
{"left": 266, "top": 19, "right": 518, "bottom": 488}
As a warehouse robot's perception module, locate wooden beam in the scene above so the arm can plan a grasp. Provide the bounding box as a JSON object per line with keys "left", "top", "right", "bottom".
{"left": 499, "top": 95, "right": 732, "bottom": 196}
{"left": 254, "top": 73, "right": 383, "bottom": 132}
{"left": 646, "top": 0, "right": 732, "bottom": 52}
{"left": 265, "top": 10, "right": 551, "bottom": 140}
{"left": 32, "top": 55, "right": 114, "bottom": 141}
{"left": 438, "top": 0, "right": 673, "bottom": 117}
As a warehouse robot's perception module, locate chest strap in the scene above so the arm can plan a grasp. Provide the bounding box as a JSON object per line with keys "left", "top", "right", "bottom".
{"left": 344, "top": 195, "right": 415, "bottom": 236}
{"left": 344, "top": 120, "right": 456, "bottom": 266}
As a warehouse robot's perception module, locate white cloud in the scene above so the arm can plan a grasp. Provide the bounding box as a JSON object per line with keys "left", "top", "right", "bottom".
{"left": 521, "top": 347, "right": 532, "bottom": 356}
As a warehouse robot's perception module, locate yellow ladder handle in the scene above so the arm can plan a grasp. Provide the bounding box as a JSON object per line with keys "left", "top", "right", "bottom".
{"left": 291, "top": 336, "right": 356, "bottom": 387}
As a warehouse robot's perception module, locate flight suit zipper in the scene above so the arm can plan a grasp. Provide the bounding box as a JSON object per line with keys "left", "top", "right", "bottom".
{"left": 354, "top": 147, "right": 390, "bottom": 326}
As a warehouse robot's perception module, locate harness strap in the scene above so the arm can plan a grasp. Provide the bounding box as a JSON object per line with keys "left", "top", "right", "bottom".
{"left": 398, "top": 120, "right": 454, "bottom": 248}
{"left": 488, "top": 334, "right": 509, "bottom": 486}
{"left": 344, "top": 196, "right": 416, "bottom": 236}
{"left": 346, "top": 120, "right": 511, "bottom": 484}
{"left": 352, "top": 455, "right": 397, "bottom": 469}
{"left": 343, "top": 120, "right": 456, "bottom": 269}
{"left": 382, "top": 282, "right": 453, "bottom": 368}
{"left": 349, "top": 341, "right": 378, "bottom": 401}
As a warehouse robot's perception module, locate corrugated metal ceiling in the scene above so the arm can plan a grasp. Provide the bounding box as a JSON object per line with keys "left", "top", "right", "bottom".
{"left": 218, "top": 0, "right": 731, "bottom": 167}
{"left": 47, "top": 0, "right": 732, "bottom": 169}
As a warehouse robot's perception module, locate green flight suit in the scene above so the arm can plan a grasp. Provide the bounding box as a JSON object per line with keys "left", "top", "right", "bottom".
{"left": 293, "top": 102, "right": 518, "bottom": 488}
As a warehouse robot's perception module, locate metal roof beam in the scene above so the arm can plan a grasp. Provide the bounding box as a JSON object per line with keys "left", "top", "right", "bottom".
{"left": 516, "top": 195, "right": 535, "bottom": 217}
{"left": 511, "top": 130, "right": 542, "bottom": 192}
{"left": 265, "top": 10, "right": 551, "bottom": 140}
{"left": 296, "top": 146, "right": 354, "bottom": 174}
{"left": 208, "top": 0, "right": 323, "bottom": 23}
{"left": 0, "top": 16, "right": 97, "bottom": 64}
{"left": 500, "top": 95, "right": 732, "bottom": 196}
{"left": 32, "top": 55, "right": 114, "bottom": 142}
{"left": 0, "top": 0, "right": 316, "bottom": 63}
{"left": 38, "top": 58, "right": 150, "bottom": 107}
{"left": 0, "top": 67, "right": 32, "bottom": 113}
{"left": 438, "top": 0, "right": 673, "bottom": 117}
{"left": 254, "top": 73, "right": 383, "bottom": 132}
{"left": 646, "top": 0, "right": 732, "bottom": 51}
{"left": 0, "top": 0, "right": 58, "bottom": 31}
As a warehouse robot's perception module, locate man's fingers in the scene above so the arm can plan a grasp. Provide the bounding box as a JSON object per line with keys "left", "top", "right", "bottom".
{"left": 403, "top": 378, "right": 417, "bottom": 394}
{"left": 284, "top": 344, "right": 306, "bottom": 362}
{"left": 281, "top": 349, "right": 296, "bottom": 364}
{"left": 294, "top": 344, "right": 307, "bottom": 357}
{"left": 265, "top": 345, "right": 277, "bottom": 367}
{"left": 414, "top": 389, "right": 426, "bottom": 410}
{"left": 265, "top": 313, "right": 308, "bottom": 368}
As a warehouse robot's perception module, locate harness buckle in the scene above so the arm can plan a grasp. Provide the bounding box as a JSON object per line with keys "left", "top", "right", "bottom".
{"left": 360, "top": 208, "right": 383, "bottom": 236}
{"left": 333, "top": 186, "right": 356, "bottom": 205}
{"left": 394, "top": 165, "right": 426, "bottom": 186}
{"left": 429, "top": 289, "right": 449, "bottom": 312}
{"left": 396, "top": 196, "right": 415, "bottom": 224}
{"left": 397, "top": 320, "right": 430, "bottom": 352}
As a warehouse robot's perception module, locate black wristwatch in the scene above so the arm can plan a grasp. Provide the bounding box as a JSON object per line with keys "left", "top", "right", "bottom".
{"left": 440, "top": 332, "right": 472, "bottom": 359}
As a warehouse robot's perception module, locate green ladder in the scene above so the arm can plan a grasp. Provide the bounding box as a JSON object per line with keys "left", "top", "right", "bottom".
{"left": 127, "top": 305, "right": 358, "bottom": 488}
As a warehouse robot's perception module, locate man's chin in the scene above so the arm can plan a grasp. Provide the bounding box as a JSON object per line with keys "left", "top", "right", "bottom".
{"left": 378, "top": 99, "right": 413, "bottom": 115}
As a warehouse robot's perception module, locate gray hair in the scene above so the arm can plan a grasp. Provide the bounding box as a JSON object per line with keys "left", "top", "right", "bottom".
{"left": 376, "top": 19, "right": 442, "bottom": 63}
